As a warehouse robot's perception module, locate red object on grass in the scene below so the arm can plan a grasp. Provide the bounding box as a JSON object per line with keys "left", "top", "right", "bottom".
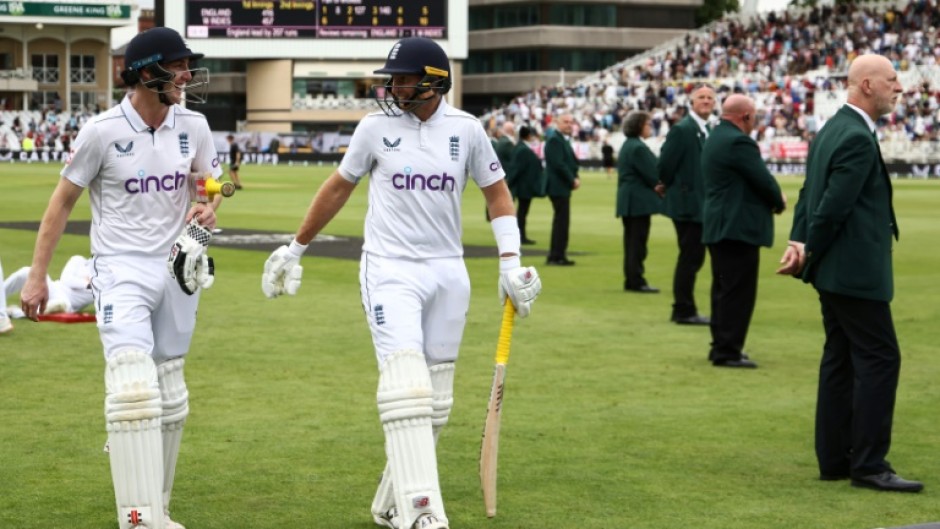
{"left": 38, "top": 313, "right": 96, "bottom": 323}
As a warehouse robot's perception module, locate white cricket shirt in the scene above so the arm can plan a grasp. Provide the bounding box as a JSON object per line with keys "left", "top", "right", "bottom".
{"left": 62, "top": 95, "right": 222, "bottom": 257}
{"left": 338, "top": 100, "right": 504, "bottom": 259}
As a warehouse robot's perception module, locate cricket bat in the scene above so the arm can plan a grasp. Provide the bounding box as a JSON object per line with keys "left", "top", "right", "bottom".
{"left": 192, "top": 172, "right": 236, "bottom": 203}
{"left": 480, "top": 299, "right": 516, "bottom": 518}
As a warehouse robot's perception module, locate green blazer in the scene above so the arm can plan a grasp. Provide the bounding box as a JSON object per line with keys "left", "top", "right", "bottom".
{"left": 701, "top": 120, "right": 784, "bottom": 247}
{"left": 616, "top": 137, "right": 663, "bottom": 218}
{"left": 658, "top": 115, "right": 706, "bottom": 222}
{"left": 543, "top": 128, "right": 579, "bottom": 198}
{"left": 494, "top": 136, "right": 514, "bottom": 171}
{"left": 506, "top": 141, "right": 544, "bottom": 200}
{"left": 789, "top": 105, "right": 899, "bottom": 301}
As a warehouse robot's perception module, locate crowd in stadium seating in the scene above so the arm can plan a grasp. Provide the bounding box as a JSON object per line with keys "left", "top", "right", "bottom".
{"left": 485, "top": 0, "right": 940, "bottom": 161}
{"left": 0, "top": 108, "right": 94, "bottom": 154}
{"left": 4, "top": 1, "right": 938, "bottom": 163}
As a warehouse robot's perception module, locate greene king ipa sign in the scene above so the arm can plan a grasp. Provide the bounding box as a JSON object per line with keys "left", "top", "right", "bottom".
{"left": 0, "top": 2, "right": 131, "bottom": 19}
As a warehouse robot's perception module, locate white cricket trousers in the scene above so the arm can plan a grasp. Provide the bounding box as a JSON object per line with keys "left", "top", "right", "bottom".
{"left": 90, "top": 254, "right": 200, "bottom": 362}
{"left": 359, "top": 252, "right": 471, "bottom": 366}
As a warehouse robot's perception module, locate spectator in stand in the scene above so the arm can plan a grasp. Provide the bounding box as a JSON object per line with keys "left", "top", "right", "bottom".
{"left": 21, "top": 130, "right": 34, "bottom": 152}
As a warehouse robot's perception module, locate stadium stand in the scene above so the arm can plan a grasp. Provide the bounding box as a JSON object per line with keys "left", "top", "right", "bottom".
{"left": 1, "top": 0, "right": 937, "bottom": 167}
{"left": 482, "top": 0, "right": 940, "bottom": 164}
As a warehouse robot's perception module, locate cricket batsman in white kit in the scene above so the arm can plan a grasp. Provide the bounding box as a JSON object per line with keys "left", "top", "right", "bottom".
{"left": 20, "top": 27, "right": 221, "bottom": 529}
{"left": 262, "top": 37, "right": 542, "bottom": 529}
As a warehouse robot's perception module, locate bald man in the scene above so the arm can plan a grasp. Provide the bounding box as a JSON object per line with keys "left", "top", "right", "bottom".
{"left": 658, "top": 84, "right": 716, "bottom": 324}
{"left": 701, "top": 94, "right": 785, "bottom": 369}
{"left": 777, "top": 54, "right": 920, "bottom": 492}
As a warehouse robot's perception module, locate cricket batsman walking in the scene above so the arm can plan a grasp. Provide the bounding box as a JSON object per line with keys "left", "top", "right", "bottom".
{"left": 20, "top": 27, "right": 221, "bottom": 529}
{"left": 261, "top": 37, "right": 542, "bottom": 529}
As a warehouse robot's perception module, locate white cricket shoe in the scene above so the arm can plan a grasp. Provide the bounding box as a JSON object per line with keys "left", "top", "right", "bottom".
{"left": 0, "top": 312, "right": 12, "bottom": 334}
{"left": 374, "top": 506, "right": 399, "bottom": 529}
{"left": 165, "top": 513, "right": 186, "bottom": 529}
{"left": 413, "top": 513, "right": 448, "bottom": 529}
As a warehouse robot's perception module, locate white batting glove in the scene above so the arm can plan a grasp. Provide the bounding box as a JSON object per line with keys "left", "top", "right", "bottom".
{"left": 195, "top": 254, "right": 215, "bottom": 290}
{"left": 498, "top": 256, "right": 541, "bottom": 318}
{"left": 262, "top": 240, "right": 306, "bottom": 298}
{"left": 167, "top": 220, "right": 214, "bottom": 295}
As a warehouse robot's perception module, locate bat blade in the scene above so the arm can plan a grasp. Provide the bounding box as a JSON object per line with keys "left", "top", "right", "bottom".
{"left": 480, "top": 363, "right": 506, "bottom": 517}
{"left": 480, "top": 300, "right": 515, "bottom": 518}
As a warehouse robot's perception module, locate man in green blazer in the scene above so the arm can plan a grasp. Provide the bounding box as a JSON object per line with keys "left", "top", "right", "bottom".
{"left": 506, "top": 125, "right": 544, "bottom": 245}
{"left": 544, "top": 113, "right": 581, "bottom": 265}
{"left": 487, "top": 121, "right": 516, "bottom": 222}
{"left": 701, "top": 94, "right": 785, "bottom": 369}
{"left": 778, "top": 54, "right": 920, "bottom": 492}
{"left": 658, "top": 85, "right": 715, "bottom": 324}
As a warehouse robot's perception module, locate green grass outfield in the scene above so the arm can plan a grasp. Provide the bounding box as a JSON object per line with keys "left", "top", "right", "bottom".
{"left": 2, "top": 163, "right": 940, "bottom": 529}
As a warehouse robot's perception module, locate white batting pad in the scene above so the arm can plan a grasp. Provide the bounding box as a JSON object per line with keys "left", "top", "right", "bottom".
{"left": 429, "top": 363, "right": 455, "bottom": 442}
{"left": 377, "top": 349, "right": 446, "bottom": 529}
{"left": 371, "top": 463, "right": 397, "bottom": 529}
{"left": 104, "top": 350, "right": 165, "bottom": 529}
{"left": 157, "top": 358, "right": 189, "bottom": 518}
{"left": 373, "top": 361, "right": 456, "bottom": 527}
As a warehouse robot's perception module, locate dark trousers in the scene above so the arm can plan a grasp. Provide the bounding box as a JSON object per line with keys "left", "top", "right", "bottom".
{"left": 622, "top": 215, "right": 651, "bottom": 289}
{"left": 671, "top": 220, "right": 706, "bottom": 319}
{"left": 707, "top": 240, "right": 759, "bottom": 362}
{"left": 815, "top": 290, "right": 899, "bottom": 478}
{"left": 517, "top": 198, "right": 533, "bottom": 240}
{"left": 548, "top": 196, "right": 571, "bottom": 261}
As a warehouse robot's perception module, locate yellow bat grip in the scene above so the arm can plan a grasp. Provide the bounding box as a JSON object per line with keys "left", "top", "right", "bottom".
{"left": 495, "top": 300, "right": 515, "bottom": 365}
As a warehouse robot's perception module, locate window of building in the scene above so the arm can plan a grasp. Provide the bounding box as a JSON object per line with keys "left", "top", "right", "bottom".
{"left": 619, "top": 6, "right": 695, "bottom": 28}
{"left": 70, "top": 91, "right": 98, "bottom": 112}
{"left": 547, "top": 49, "right": 619, "bottom": 72}
{"left": 31, "top": 54, "right": 59, "bottom": 84}
{"left": 30, "top": 91, "right": 60, "bottom": 110}
{"left": 293, "top": 78, "right": 363, "bottom": 98}
{"left": 469, "top": 4, "right": 539, "bottom": 30}
{"left": 548, "top": 4, "right": 617, "bottom": 27}
{"left": 70, "top": 55, "right": 95, "bottom": 84}
{"left": 197, "top": 59, "right": 247, "bottom": 73}
{"left": 465, "top": 50, "right": 540, "bottom": 74}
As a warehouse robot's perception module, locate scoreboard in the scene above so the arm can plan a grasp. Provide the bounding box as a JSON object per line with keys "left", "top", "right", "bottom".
{"left": 185, "top": 0, "right": 447, "bottom": 39}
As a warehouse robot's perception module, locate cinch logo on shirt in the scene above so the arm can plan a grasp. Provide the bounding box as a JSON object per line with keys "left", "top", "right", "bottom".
{"left": 124, "top": 170, "right": 187, "bottom": 194}
{"left": 392, "top": 167, "right": 455, "bottom": 192}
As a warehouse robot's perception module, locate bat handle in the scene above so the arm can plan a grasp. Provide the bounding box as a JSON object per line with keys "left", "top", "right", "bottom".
{"left": 495, "top": 300, "right": 514, "bottom": 364}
